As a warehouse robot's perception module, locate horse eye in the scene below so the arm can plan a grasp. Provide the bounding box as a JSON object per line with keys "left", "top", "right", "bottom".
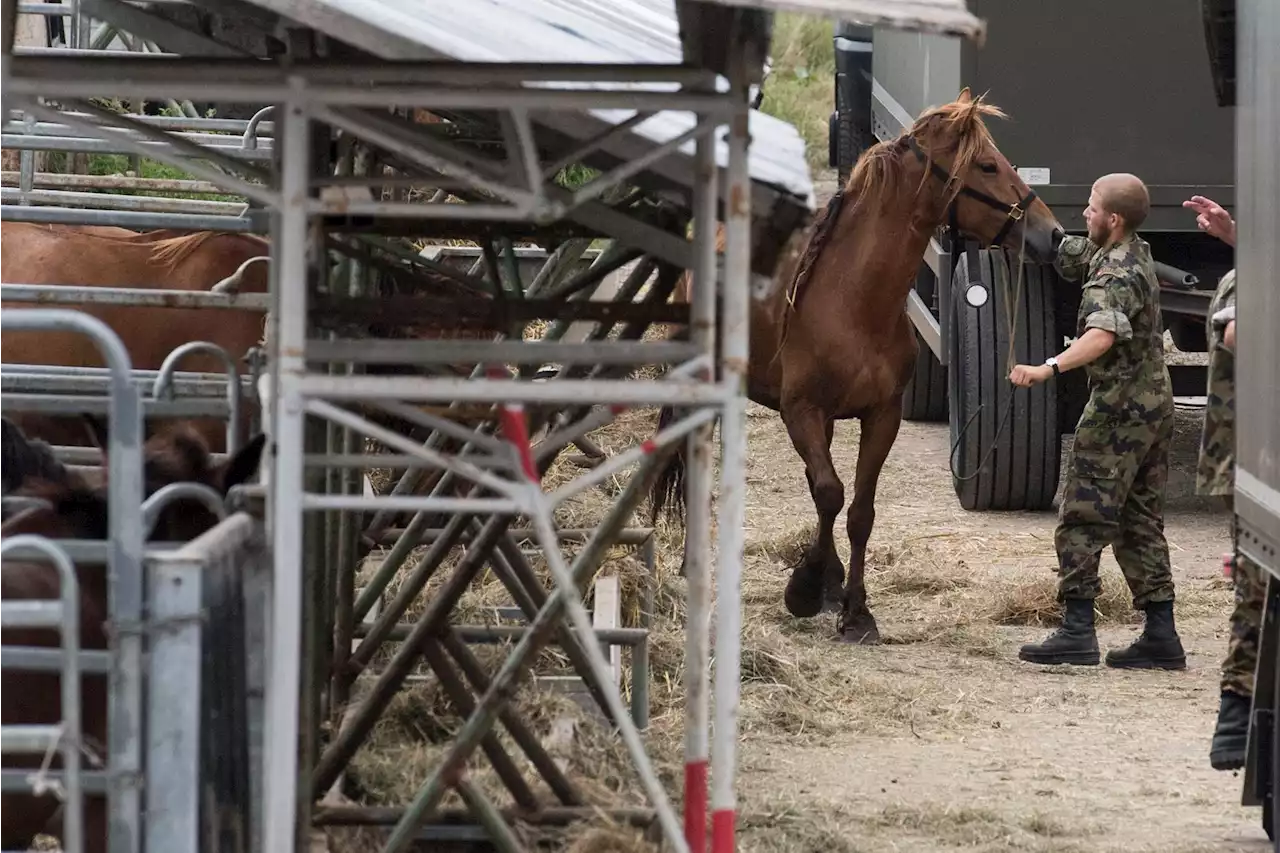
{"left": 978, "top": 162, "right": 999, "bottom": 174}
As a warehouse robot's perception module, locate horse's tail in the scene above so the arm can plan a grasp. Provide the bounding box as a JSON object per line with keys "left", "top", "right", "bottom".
{"left": 648, "top": 404, "right": 687, "bottom": 527}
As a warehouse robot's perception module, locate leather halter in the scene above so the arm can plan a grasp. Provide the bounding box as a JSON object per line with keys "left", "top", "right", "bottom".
{"left": 906, "top": 134, "right": 1038, "bottom": 248}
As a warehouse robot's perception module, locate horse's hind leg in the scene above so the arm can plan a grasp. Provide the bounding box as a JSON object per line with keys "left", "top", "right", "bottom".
{"left": 781, "top": 402, "right": 846, "bottom": 618}
{"left": 839, "top": 402, "right": 903, "bottom": 644}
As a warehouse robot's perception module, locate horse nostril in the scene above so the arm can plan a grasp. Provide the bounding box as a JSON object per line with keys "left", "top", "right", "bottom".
{"left": 1050, "top": 228, "right": 1066, "bottom": 250}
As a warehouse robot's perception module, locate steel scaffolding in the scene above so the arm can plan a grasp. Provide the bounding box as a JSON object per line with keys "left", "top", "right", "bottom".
{"left": 1, "top": 2, "right": 985, "bottom": 851}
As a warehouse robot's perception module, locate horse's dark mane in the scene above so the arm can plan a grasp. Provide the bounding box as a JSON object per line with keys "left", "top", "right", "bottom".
{"left": 2, "top": 417, "right": 73, "bottom": 494}
{"left": 3, "top": 476, "right": 112, "bottom": 539}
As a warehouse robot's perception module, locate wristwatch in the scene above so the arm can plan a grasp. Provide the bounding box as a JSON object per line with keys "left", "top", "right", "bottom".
{"left": 1044, "top": 357, "right": 1060, "bottom": 378}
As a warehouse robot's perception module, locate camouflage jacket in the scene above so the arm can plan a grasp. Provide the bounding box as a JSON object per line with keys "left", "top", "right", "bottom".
{"left": 1054, "top": 233, "right": 1174, "bottom": 424}
{"left": 1196, "top": 268, "right": 1236, "bottom": 496}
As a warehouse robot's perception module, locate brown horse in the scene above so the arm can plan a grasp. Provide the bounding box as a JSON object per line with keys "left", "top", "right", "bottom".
{"left": 1, "top": 223, "right": 271, "bottom": 452}
{"left": 651, "top": 90, "right": 1065, "bottom": 644}
{"left": 0, "top": 416, "right": 266, "bottom": 853}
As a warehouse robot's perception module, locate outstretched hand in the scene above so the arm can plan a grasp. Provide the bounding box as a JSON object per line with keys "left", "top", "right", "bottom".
{"left": 1182, "top": 195, "right": 1235, "bottom": 246}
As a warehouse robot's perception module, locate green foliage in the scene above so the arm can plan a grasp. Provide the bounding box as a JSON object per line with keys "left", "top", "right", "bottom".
{"left": 83, "top": 154, "right": 243, "bottom": 202}
{"left": 757, "top": 14, "right": 836, "bottom": 171}
{"left": 555, "top": 163, "right": 602, "bottom": 191}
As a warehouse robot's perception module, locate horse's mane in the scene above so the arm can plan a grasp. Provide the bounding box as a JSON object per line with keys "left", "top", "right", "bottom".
{"left": 788, "top": 93, "right": 1007, "bottom": 312}
{"left": 149, "top": 231, "right": 269, "bottom": 269}
{"left": 847, "top": 93, "right": 1007, "bottom": 214}
{"left": 1, "top": 418, "right": 73, "bottom": 494}
{"left": 771, "top": 93, "right": 1006, "bottom": 359}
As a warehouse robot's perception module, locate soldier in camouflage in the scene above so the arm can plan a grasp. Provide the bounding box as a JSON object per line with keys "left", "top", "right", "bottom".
{"left": 1009, "top": 173, "right": 1184, "bottom": 669}
{"left": 1184, "top": 195, "right": 1263, "bottom": 772}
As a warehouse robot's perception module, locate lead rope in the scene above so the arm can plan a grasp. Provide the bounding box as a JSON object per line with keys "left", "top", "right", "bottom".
{"left": 948, "top": 213, "right": 1028, "bottom": 483}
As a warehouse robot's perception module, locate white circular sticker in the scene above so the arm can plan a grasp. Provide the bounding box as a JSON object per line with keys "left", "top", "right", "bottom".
{"left": 965, "top": 284, "right": 989, "bottom": 308}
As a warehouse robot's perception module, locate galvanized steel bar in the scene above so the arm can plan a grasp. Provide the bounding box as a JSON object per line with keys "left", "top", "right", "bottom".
{"left": 377, "top": 448, "right": 685, "bottom": 853}
{"left": 4, "top": 109, "right": 275, "bottom": 134}
{"left": 306, "top": 337, "right": 699, "bottom": 366}
{"left": 311, "top": 512, "right": 515, "bottom": 798}
{"left": 1, "top": 370, "right": 251, "bottom": 399}
{"left": 0, "top": 186, "right": 246, "bottom": 215}
{"left": 0, "top": 534, "right": 83, "bottom": 853}
{"left": 548, "top": 407, "right": 718, "bottom": 505}
{"left": 6, "top": 98, "right": 277, "bottom": 203}
{"left": 261, "top": 96, "right": 309, "bottom": 853}
{"left": 153, "top": 341, "right": 244, "bottom": 452}
{"left": 0, "top": 205, "right": 262, "bottom": 231}
{"left": 5, "top": 75, "right": 737, "bottom": 113}
{"left": 305, "top": 399, "right": 521, "bottom": 499}
{"left": 0, "top": 283, "right": 271, "bottom": 310}
{"left": 0, "top": 132, "right": 273, "bottom": 161}
{"left": 0, "top": 393, "right": 230, "bottom": 418}
{"left": 295, "top": 374, "right": 729, "bottom": 407}
{"left": 438, "top": 632, "right": 581, "bottom": 805}
{"left": 418, "top": 642, "right": 538, "bottom": 810}
{"left": 143, "top": 553, "right": 203, "bottom": 852}
{"left": 710, "top": 49, "right": 753, "bottom": 853}
{"left": 2, "top": 309, "right": 145, "bottom": 853}
{"left": 684, "top": 100, "right": 719, "bottom": 853}
{"left": 2, "top": 122, "right": 272, "bottom": 149}
{"left": 348, "top": 509, "right": 473, "bottom": 672}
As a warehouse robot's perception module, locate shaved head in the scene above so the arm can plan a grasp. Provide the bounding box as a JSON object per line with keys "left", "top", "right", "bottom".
{"left": 1092, "top": 173, "right": 1150, "bottom": 233}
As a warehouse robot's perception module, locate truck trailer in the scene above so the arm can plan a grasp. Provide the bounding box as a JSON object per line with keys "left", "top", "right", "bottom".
{"left": 830, "top": 0, "right": 1234, "bottom": 513}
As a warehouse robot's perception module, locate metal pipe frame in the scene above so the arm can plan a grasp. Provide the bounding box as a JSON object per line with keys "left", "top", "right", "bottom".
{"left": 0, "top": 32, "right": 765, "bottom": 853}
{"left": 1, "top": 310, "right": 146, "bottom": 853}
{"left": 0, "top": 534, "right": 84, "bottom": 853}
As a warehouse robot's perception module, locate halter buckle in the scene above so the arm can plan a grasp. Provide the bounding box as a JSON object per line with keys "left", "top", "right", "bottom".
{"left": 1008, "top": 203, "right": 1025, "bottom": 221}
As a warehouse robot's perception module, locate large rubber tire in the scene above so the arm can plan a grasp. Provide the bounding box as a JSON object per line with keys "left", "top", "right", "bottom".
{"left": 948, "top": 248, "right": 1061, "bottom": 511}
{"left": 902, "top": 264, "right": 948, "bottom": 422}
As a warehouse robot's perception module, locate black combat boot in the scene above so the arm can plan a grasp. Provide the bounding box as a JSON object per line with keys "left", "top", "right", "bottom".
{"left": 1104, "top": 599, "right": 1187, "bottom": 670}
{"left": 1018, "top": 598, "right": 1100, "bottom": 665}
{"left": 1210, "top": 691, "right": 1252, "bottom": 771}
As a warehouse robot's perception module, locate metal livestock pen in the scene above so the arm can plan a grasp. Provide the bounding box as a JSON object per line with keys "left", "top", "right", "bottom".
{"left": 0, "top": 2, "right": 990, "bottom": 852}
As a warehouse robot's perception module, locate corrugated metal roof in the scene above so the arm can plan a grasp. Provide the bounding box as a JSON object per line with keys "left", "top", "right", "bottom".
{"left": 233, "top": 1, "right": 981, "bottom": 209}
{"left": 240, "top": 0, "right": 818, "bottom": 209}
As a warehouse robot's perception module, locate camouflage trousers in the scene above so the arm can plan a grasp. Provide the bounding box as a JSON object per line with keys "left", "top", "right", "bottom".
{"left": 1221, "top": 501, "right": 1268, "bottom": 697}
{"left": 1055, "top": 407, "right": 1176, "bottom": 608}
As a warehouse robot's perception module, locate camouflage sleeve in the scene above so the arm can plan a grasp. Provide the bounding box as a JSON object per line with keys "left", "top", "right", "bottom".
{"left": 1079, "top": 273, "right": 1138, "bottom": 340}
{"left": 1052, "top": 235, "right": 1101, "bottom": 282}
{"left": 1209, "top": 269, "right": 1238, "bottom": 343}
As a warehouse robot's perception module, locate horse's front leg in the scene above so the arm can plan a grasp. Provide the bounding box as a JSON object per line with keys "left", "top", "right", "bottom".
{"left": 781, "top": 401, "right": 845, "bottom": 618}
{"left": 839, "top": 402, "right": 903, "bottom": 644}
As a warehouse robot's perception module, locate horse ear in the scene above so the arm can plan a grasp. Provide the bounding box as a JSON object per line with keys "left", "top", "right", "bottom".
{"left": 957, "top": 87, "right": 973, "bottom": 103}
{"left": 81, "top": 416, "right": 110, "bottom": 468}
{"left": 217, "top": 433, "right": 267, "bottom": 493}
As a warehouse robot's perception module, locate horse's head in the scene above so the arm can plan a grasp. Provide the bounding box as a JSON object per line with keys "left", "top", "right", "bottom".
{"left": 80, "top": 417, "right": 266, "bottom": 541}
{"left": 909, "top": 88, "right": 1064, "bottom": 263}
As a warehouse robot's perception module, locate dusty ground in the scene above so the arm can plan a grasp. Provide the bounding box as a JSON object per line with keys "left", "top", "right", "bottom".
{"left": 728, "top": 401, "right": 1263, "bottom": 853}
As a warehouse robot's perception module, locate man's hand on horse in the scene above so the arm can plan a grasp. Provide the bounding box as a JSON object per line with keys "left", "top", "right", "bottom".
{"left": 1009, "top": 363, "right": 1052, "bottom": 387}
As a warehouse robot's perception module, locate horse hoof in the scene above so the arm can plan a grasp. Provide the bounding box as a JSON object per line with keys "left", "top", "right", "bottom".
{"left": 837, "top": 615, "right": 881, "bottom": 645}
{"left": 784, "top": 570, "right": 823, "bottom": 618}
